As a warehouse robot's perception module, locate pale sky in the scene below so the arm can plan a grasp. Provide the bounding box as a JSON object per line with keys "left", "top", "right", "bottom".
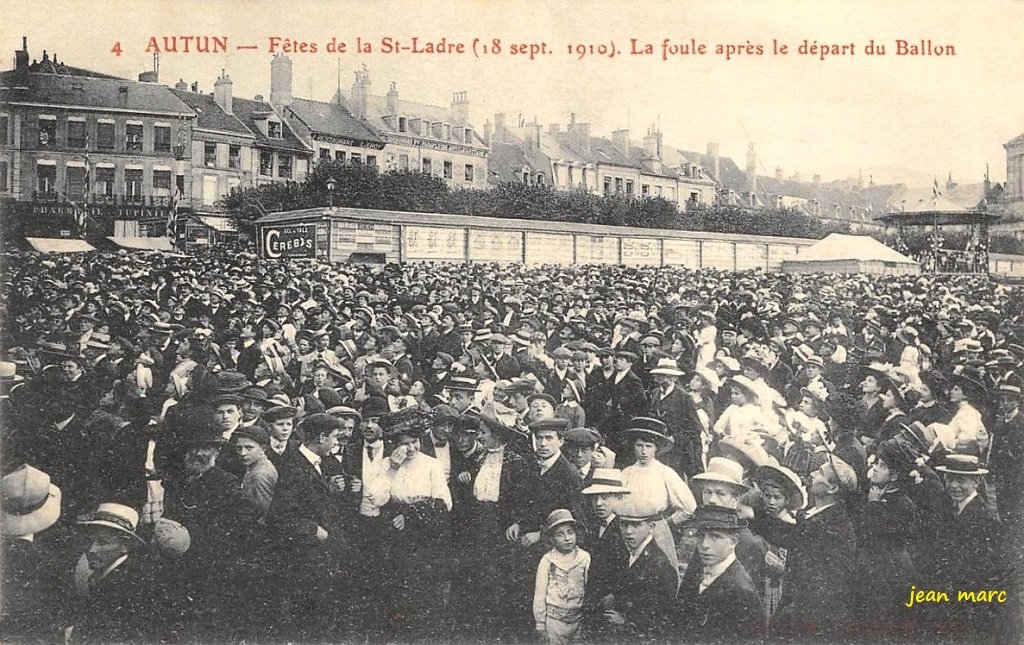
{"left": 5, "top": 0, "right": 1024, "bottom": 187}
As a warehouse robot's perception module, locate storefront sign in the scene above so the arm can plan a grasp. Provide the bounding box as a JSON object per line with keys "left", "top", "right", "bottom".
{"left": 262, "top": 224, "right": 317, "bottom": 258}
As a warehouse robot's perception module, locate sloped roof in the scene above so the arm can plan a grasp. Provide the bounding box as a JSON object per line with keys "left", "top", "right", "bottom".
{"left": 169, "top": 89, "right": 253, "bottom": 136}
{"left": 193, "top": 215, "right": 239, "bottom": 232}
{"left": 1, "top": 72, "right": 193, "bottom": 116}
{"left": 233, "top": 97, "right": 311, "bottom": 154}
{"left": 797, "top": 234, "right": 916, "bottom": 264}
{"left": 1006, "top": 132, "right": 1024, "bottom": 147}
{"left": 897, "top": 194, "right": 970, "bottom": 213}
{"left": 487, "top": 142, "right": 534, "bottom": 184}
{"left": 888, "top": 183, "right": 986, "bottom": 212}
{"left": 334, "top": 90, "right": 488, "bottom": 147}
{"left": 26, "top": 237, "right": 95, "bottom": 254}
{"left": 107, "top": 236, "right": 177, "bottom": 252}
{"left": 286, "top": 97, "right": 384, "bottom": 144}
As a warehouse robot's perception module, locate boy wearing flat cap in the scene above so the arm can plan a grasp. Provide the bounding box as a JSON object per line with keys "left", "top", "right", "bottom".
{"left": 674, "top": 505, "right": 764, "bottom": 641}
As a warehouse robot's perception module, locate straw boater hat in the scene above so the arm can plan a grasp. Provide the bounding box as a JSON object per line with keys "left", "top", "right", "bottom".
{"left": 935, "top": 454, "right": 989, "bottom": 476}
{"left": 624, "top": 417, "right": 674, "bottom": 451}
{"left": 692, "top": 457, "right": 750, "bottom": 490}
{"left": 753, "top": 464, "right": 808, "bottom": 511}
{"left": 649, "top": 357, "right": 685, "bottom": 377}
{"left": 2, "top": 465, "right": 62, "bottom": 538}
{"left": 581, "top": 468, "right": 632, "bottom": 496}
{"left": 76, "top": 502, "right": 145, "bottom": 543}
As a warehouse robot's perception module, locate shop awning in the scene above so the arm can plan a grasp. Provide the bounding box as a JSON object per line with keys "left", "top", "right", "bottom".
{"left": 26, "top": 237, "right": 96, "bottom": 254}
{"left": 106, "top": 236, "right": 177, "bottom": 252}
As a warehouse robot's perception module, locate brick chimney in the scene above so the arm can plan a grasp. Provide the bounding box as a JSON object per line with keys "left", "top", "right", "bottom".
{"left": 15, "top": 36, "right": 29, "bottom": 72}
{"left": 270, "top": 54, "right": 293, "bottom": 108}
{"left": 612, "top": 129, "right": 630, "bottom": 158}
{"left": 174, "top": 78, "right": 188, "bottom": 91}
{"left": 493, "top": 113, "right": 506, "bottom": 144}
{"left": 386, "top": 81, "right": 399, "bottom": 114}
{"left": 483, "top": 119, "right": 493, "bottom": 146}
{"left": 451, "top": 91, "right": 469, "bottom": 125}
{"left": 214, "top": 69, "right": 233, "bottom": 115}
{"left": 566, "top": 113, "right": 591, "bottom": 155}
{"left": 350, "top": 65, "right": 371, "bottom": 118}
{"left": 706, "top": 143, "right": 720, "bottom": 180}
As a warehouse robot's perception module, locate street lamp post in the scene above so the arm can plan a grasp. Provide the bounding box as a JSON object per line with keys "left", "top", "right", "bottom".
{"left": 326, "top": 178, "right": 337, "bottom": 207}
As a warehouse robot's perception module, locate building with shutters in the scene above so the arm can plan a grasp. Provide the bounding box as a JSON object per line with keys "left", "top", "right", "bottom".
{"left": 0, "top": 38, "right": 195, "bottom": 239}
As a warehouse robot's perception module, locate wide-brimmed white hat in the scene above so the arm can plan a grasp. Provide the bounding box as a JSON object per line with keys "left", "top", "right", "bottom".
{"left": 649, "top": 357, "right": 685, "bottom": 377}
{"left": 581, "top": 468, "right": 633, "bottom": 496}
{"left": 2, "top": 465, "right": 61, "bottom": 538}
{"left": 692, "top": 457, "right": 749, "bottom": 490}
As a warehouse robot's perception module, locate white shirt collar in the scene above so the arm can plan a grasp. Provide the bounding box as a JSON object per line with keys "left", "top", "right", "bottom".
{"left": 803, "top": 502, "right": 836, "bottom": 519}
{"left": 538, "top": 452, "right": 560, "bottom": 474}
{"left": 956, "top": 491, "right": 978, "bottom": 515}
{"left": 628, "top": 535, "right": 655, "bottom": 567}
{"left": 700, "top": 552, "right": 737, "bottom": 593}
{"left": 298, "top": 443, "right": 321, "bottom": 469}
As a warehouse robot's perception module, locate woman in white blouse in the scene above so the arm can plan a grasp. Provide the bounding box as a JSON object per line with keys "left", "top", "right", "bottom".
{"left": 383, "top": 422, "right": 452, "bottom": 637}
{"left": 619, "top": 417, "right": 697, "bottom": 585}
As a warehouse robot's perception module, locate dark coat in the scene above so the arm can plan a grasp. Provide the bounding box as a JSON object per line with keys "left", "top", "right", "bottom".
{"left": 493, "top": 352, "right": 522, "bottom": 381}
{"left": 580, "top": 516, "right": 628, "bottom": 613}
{"left": 989, "top": 410, "right": 1024, "bottom": 527}
{"left": 267, "top": 448, "right": 350, "bottom": 551}
{"left": 519, "top": 454, "right": 582, "bottom": 533}
{"left": 775, "top": 504, "right": 857, "bottom": 636}
{"left": 852, "top": 488, "right": 918, "bottom": 620}
{"left": 676, "top": 558, "right": 765, "bottom": 642}
{"left": 67, "top": 557, "right": 153, "bottom": 644}
{"left": 602, "top": 370, "right": 648, "bottom": 444}
{"left": 587, "top": 538, "right": 677, "bottom": 640}
{"left": 648, "top": 385, "right": 704, "bottom": 477}
{"left": 935, "top": 494, "right": 1002, "bottom": 589}
{"left": 466, "top": 446, "right": 532, "bottom": 542}
{"left": 1, "top": 538, "right": 63, "bottom": 642}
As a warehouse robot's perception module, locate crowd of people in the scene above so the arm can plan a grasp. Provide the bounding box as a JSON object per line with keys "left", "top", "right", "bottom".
{"left": 1, "top": 248, "right": 1022, "bottom": 644}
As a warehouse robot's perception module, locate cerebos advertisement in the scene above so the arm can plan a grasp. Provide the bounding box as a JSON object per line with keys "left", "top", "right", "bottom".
{"left": 262, "top": 225, "right": 316, "bottom": 259}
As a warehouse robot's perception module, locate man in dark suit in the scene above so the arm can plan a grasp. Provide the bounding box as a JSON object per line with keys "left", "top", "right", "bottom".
{"left": 648, "top": 358, "right": 704, "bottom": 477}
{"left": 489, "top": 334, "right": 521, "bottom": 381}
{"left": 675, "top": 505, "right": 764, "bottom": 641}
{"left": 586, "top": 512, "right": 677, "bottom": 640}
{"left": 579, "top": 468, "right": 630, "bottom": 609}
{"left": 603, "top": 351, "right": 648, "bottom": 456}
{"left": 584, "top": 348, "right": 615, "bottom": 429}
{"left": 774, "top": 455, "right": 859, "bottom": 638}
{"left": 510, "top": 419, "right": 583, "bottom": 546}
{"left": 266, "top": 414, "right": 354, "bottom": 640}
{"left": 989, "top": 382, "right": 1024, "bottom": 531}
{"left": 262, "top": 400, "right": 300, "bottom": 470}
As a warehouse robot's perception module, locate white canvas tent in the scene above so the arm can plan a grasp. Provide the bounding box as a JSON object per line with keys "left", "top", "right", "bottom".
{"left": 25, "top": 237, "right": 96, "bottom": 254}
{"left": 782, "top": 233, "right": 921, "bottom": 275}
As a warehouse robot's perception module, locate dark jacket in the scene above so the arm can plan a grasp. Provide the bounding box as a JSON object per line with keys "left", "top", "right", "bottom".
{"left": 935, "top": 494, "right": 1002, "bottom": 589}
{"left": 519, "top": 454, "right": 582, "bottom": 533}
{"left": 267, "top": 447, "right": 350, "bottom": 551}
{"left": 648, "top": 385, "right": 704, "bottom": 477}
{"left": 580, "top": 516, "right": 628, "bottom": 613}
{"left": 676, "top": 557, "right": 765, "bottom": 642}
{"left": 587, "top": 538, "right": 677, "bottom": 640}
{"left": 775, "top": 504, "right": 857, "bottom": 636}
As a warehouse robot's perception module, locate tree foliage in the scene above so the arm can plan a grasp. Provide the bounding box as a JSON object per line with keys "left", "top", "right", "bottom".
{"left": 217, "top": 163, "right": 854, "bottom": 239}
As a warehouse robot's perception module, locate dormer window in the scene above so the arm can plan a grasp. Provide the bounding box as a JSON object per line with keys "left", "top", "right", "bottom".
{"left": 268, "top": 121, "right": 282, "bottom": 139}
{"left": 464, "top": 128, "right": 473, "bottom": 144}
{"left": 399, "top": 117, "right": 407, "bottom": 133}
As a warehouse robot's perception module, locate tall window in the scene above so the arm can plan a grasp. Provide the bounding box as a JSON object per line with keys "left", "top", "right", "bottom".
{"left": 96, "top": 122, "right": 115, "bottom": 150}
{"left": 228, "top": 145, "right": 240, "bottom": 170}
{"left": 335, "top": 150, "right": 346, "bottom": 163}
{"left": 67, "top": 120, "right": 87, "bottom": 148}
{"left": 603, "top": 177, "right": 612, "bottom": 195}
{"left": 124, "top": 169, "right": 143, "bottom": 200}
{"left": 464, "top": 164, "right": 474, "bottom": 182}
{"left": 125, "top": 124, "right": 143, "bottom": 151}
{"left": 625, "top": 180, "right": 634, "bottom": 196}
{"left": 0, "top": 115, "right": 8, "bottom": 145}
{"left": 278, "top": 154, "right": 292, "bottom": 178}
{"left": 204, "top": 142, "right": 217, "bottom": 167}
{"left": 398, "top": 117, "right": 407, "bottom": 133}
{"left": 259, "top": 151, "right": 273, "bottom": 176}
{"left": 615, "top": 178, "right": 623, "bottom": 194}
{"left": 36, "top": 163, "right": 57, "bottom": 194}
{"left": 422, "top": 158, "right": 432, "bottom": 175}
{"left": 154, "top": 125, "right": 171, "bottom": 152}
{"left": 38, "top": 117, "right": 57, "bottom": 147}
{"left": 443, "top": 160, "right": 453, "bottom": 179}
{"left": 153, "top": 169, "right": 172, "bottom": 196}
{"left": 0, "top": 161, "right": 7, "bottom": 192}
{"left": 66, "top": 166, "right": 86, "bottom": 200}
{"left": 95, "top": 167, "right": 115, "bottom": 197}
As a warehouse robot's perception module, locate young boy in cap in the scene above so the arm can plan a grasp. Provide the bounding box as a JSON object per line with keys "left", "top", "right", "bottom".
{"left": 674, "top": 505, "right": 764, "bottom": 641}
{"left": 533, "top": 509, "right": 591, "bottom": 644}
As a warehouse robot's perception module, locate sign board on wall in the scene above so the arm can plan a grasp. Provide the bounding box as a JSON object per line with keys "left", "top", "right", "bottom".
{"left": 405, "top": 226, "right": 465, "bottom": 261}
{"left": 261, "top": 224, "right": 317, "bottom": 259}
{"left": 524, "top": 232, "right": 574, "bottom": 264}
{"left": 735, "top": 243, "right": 768, "bottom": 270}
{"left": 621, "top": 238, "right": 661, "bottom": 266}
{"left": 469, "top": 229, "right": 523, "bottom": 263}
{"left": 663, "top": 239, "right": 701, "bottom": 267}
{"left": 701, "top": 240, "right": 735, "bottom": 270}
{"left": 575, "top": 236, "right": 619, "bottom": 264}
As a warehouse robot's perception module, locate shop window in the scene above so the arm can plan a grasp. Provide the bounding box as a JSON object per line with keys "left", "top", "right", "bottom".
{"left": 68, "top": 120, "right": 87, "bottom": 148}
{"left": 97, "top": 122, "right": 115, "bottom": 150}
{"left": 350, "top": 153, "right": 362, "bottom": 165}
{"left": 154, "top": 125, "right": 171, "bottom": 152}
{"left": 125, "top": 124, "right": 143, "bottom": 151}
{"left": 320, "top": 148, "right": 331, "bottom": 160}
{"left": 335, "top": 150, "right": 346, "bottom": 163}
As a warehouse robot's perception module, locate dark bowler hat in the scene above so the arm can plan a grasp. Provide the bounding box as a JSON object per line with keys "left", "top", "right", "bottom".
{"left": 685, "top": 504, "right": 748, "bottom": 531}
{"left": 361, "top": 397, "right": 391, "bottom": 420}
